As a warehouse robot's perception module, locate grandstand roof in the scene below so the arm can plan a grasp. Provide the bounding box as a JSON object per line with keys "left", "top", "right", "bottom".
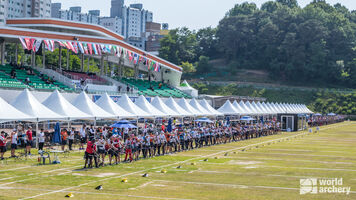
{"left": 0, "top": 18, "right": 182, "bottom": 73}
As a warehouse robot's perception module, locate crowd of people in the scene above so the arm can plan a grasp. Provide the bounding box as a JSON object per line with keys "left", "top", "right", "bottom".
{"left": 80, "top": 121, "right": 281, "bottom": 168}
{"left": 308, "top": 115, "right": 344, "bottom": 127}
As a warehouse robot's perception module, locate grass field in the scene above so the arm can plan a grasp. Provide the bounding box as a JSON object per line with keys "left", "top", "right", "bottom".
{"left": 0, "top": 122, "right": 355, "bottom": 200}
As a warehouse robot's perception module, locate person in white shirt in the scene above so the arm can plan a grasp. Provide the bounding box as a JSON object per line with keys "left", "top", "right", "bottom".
{"left": 10, "top": 129, "right": 18, "bottom": 157}
{"left": 79, "top": 125, "right": 86, "bottom": 150}
{"left": 38, "top": 129, "right": 45, "bottom": 150}
{"left": 68, "top": 127, "right": 75, "bottom": 150}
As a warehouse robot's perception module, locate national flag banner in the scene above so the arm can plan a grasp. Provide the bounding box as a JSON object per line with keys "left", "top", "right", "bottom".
{"left": 92, "top": 43, "right": 98, "bottom": 55}
{"left": 78, "top": 42, "right": 84, "bottom": 54}
{"left": 34, "top": 39, "right": 42, "bottom": 52}
{"left": 97, "top": 44, "right": 102, "bottom": 55}
{"left": 83, "top": 43, "right": 89, "bottom": 54}
{"left": 107, "top": 45, "right": 112, "bottom": 53}
{"left": 24, "top": 38, "right": 31, "bottom": 50}
{"left": 133, "top": 54, "right": 138, "bottom": 64}
{"left": 154, "top": 63, "right": 160, "bottom": 72}
{"left": 29, "top": 39, "right": 36, "bottom": 51}
{"left": 88, "top": 43, "right": 93, "bottom": 55}
{"left": 72, "top": 42, "right": 78, "bottom": 54}
{"left": 100, "top": 44, "right": 105, "bottom": 53}
{"left": 43, "top": 40, "right": 49, "bottom": 50}
{"left": 67, "top": 41, "right": 75, "bottom": 52}
{"left": 57, "top": 41, "right": 66, "bottom": 47}
{"left": 19, "top": 37, "right": 28, "bottom": 49}
{"left": 129, "top": 51, "right": 133, "bottom": 61}
{"left": 139, "top": 55, "right": 143, "bottom": 64}
{"left": 49, "top": 40, "right": 55, "bottom": 52}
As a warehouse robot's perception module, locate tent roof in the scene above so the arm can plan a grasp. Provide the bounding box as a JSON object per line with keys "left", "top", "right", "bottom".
{"left": 262, "top": 102, "right": 277, "bottom": 114}
{"left": 95, "top": 93, "right": 136, "bottom": 118}
{"left": 189, "top": 98, "right": 214, "bottom": 116}
{"left": 116, "top": 94, "right": 151, "bottom": 118}
{"left": 232, "top": 100, "right": 249, "bottom": 115}
{"left": 135, "top": 95, "right": 167, "bottom": 117}
{"left": 199, "top": 99, "right": 223, "bottom": 116}
{"left": 244, "top": 101, "right": 260, "bottom": 115}
{"left": 151, "top": 96, "right": 180, "bottom": 117}
{"left": 239, "top": 101, "right": 253, "bottom": 115}
{"left": 11, "top": 89, "right": 65, "bottom": 121}
{"left": 252, "top": 101, "right": 269, "bottom": 115}
{"left": 178, "top": 98, "right": 202, "bottom": 116}
{"left": 72, "top": 91, "right": 115, "bottom": 119}
{"left": 217, "top": 100, "right": 239, "bottom": 115}
{"left": 165, "top": 97, "right": 192, "bottom": 116}
{"left": 0, "top": 96, "right": 34, "bottom": 122}
{"left": 43, "top": 90, "right": 93, "bottom": 120}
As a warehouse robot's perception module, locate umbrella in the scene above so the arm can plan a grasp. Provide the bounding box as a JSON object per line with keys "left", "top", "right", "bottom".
{"left": 194, "top": 118, "right": 214, "bottom": 123}
{"left": 314, "top": 113, "right": 322, "bottom": 116}
{"left": 110, "top": 120, "right": 137, "bottom": 129}
{"left": 167, "top": 118, "right": 172, "bottom": 133}
{"left": 328, "top": 113, "right": 336, "bottom": 116}
{"left": 240, "top": 116, "right": 255, "bottom": 121}
{"left": 52, "top": 122, "right": 61, "bottom": 144}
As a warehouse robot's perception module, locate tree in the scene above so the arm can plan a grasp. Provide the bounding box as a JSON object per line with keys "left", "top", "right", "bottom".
{"left": 196, "top": 56, "right": 211, "bottom": 74}
{"left": 180, "top": 61, "right": 196, "bottom": 74}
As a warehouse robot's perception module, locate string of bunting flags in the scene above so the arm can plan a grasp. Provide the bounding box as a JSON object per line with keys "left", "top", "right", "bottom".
{"left": 18, "top": 37, "right": 162, "bottom": 72}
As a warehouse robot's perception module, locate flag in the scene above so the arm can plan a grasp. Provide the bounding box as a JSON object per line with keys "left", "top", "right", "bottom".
{"left": 19, "top": 37, "right": 27, "bottom": 49}
{"left": 83, "top": 43, "right": 88, "bottom": 54}
{"left": 128, "top": 51, "right": 133, "bottom": 62}
{"left": 133, "top": 54, "right": 138, "bottom": 64}
{"left": 49, "top": 40, "right": 55, "bottom": 52}
{"left": 154, "top": 63, "right": 160, "bottom": 72}
{"left": 57, "top": 41, "right": 66, "bottom": 47}
{"left": 96, "top": 44, "right": 101, "bottom": 55}
{"left": 88, "top": 43, "right": 93, "bottom": 55}
{"left": 92, "top": 43, "right": 98, "bottom": 55}
{"left": 66, "top": 41, "right": 75, "bottom": 52}
{"left": 72, "top": 42, "right": 78, "bottom": 54}
{"left": 24, "top": 38, "right": 31, "bottom": 50}
{"left": 78, "top": 42, "right": 84, "bottom": 54}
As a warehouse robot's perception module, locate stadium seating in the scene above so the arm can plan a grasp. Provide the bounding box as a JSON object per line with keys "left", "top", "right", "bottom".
{"left": 0, "top": 71, "right": 28, "bottom": 89}
{"left": 63, "top": 71, "right": 108, "bottom": 85}
{"left": 0, "top": 65, "right": 74, "bottom": 91}
{"left": 118, "top": 77, "right": 191, "bottom": 98}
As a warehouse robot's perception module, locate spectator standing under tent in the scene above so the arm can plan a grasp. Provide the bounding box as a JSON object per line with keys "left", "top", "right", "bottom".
{"left": 26, "top": 127, "right": 33, "bottom": 155}
{"left": 38, "top": 129, "right": 45, "bottom": 151}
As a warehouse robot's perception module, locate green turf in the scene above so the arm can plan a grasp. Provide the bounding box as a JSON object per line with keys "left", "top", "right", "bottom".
{"left": 0, "top": 122, "right": 355, "bottom": 200}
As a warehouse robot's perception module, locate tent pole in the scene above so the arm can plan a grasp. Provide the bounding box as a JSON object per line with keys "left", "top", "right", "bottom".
{"left": 136, "top": 118, "right": 139, "bottom": 135}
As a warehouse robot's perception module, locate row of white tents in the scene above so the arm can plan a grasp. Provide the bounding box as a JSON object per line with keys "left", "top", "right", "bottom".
{"left": 0, "top": 89, "right": 313, "bottom": 123}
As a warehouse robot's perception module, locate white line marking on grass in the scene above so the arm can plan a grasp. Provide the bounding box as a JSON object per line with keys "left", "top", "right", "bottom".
{"left": 267, "top": 165, "right": 356, "bottom": 172}
{"left": 241, "top": 152, "right": 351, "bottom": 158}
{"left": 156, "top": 180, "right": 356, "bottom": 194}
{"left": 0, "top": 166, "right": 32, "bottom": 172}
{"left": 0, "top": 186, "right": 194, "bottom": 200}
{"left": 235, "top": 156, "right": 355, "bottom": 165}
{"left": 20, "top": 123, "right": 347, "bottom": 200}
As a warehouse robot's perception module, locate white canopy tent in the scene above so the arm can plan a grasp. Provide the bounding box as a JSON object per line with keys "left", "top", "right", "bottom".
{"left": 43, "top": 90, "right": 93, "bottom": 120}
{"left": 165, "top": 97, "right": 192, "bottom": 117}
{"left": 262, "top": 102, "right": 277, "bottom": 115}
{"left": 218, "top": 100, "right": 239, "bottom": 115}
{"left": 232, "top": 100, "right": 249, "bottom": 115}
{"left": 189, "top": 98, "right": 214, "bottom": 116}
{"left": 245, "top": 101, "right": 260, "bottom": 115}
{"left": 95, "top": 93, "right": 136, "bottom": 119}
{"left": 12, "top": 89, "right": 65, "bottom": 121}
{"left": 0, "top": 96, "right": 34, "bottom": 122}
{"left": 239, "top": 101, "right": 253, "bottom": 115}
{"left": 72, "top": 91, "right": 115, "bottom": 120}
{"left": 253, "top": 101, "right": 269, "bottom": 115}
{"left": 116, "top": 94, "right": 151, "bottom": 118}
{"left": 151, "top": 96, "right": 180, "bottom": 117}
{"left": 135, "top": 95, "right": 167, "bottom": 118}
{"left": 178, "top": 98, "right": 202, "bottom": 116}
{"left": 199, "top": 99, "right": 223, "bottom": 116}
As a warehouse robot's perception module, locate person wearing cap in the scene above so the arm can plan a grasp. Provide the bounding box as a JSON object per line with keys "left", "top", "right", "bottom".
{"left": 25, "top": 126, "right": 33, "bottom": 155}
{"left": 68, "top": 128, "right": 75, "bottom": 151}
{"left": 0, "top": 131, "right": 7, "bottom": 160}
{"left": 10, "top": 129, "right": 18, "bottom": 157}
{"left": 38, "top": 128, "right": 45, "bottom": 151}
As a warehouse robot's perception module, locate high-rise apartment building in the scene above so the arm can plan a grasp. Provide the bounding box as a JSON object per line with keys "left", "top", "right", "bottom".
{"left": 0, "top": 0, "right": 51, "bottom": 25}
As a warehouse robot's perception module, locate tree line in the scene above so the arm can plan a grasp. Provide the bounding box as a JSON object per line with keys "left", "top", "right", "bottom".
{"left": 159, "top": 0, "right": 356, "bottom": 88}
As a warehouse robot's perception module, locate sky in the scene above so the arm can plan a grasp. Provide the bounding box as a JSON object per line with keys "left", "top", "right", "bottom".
{"left": 53, "top": 0, "right": 356, "bottom": 30}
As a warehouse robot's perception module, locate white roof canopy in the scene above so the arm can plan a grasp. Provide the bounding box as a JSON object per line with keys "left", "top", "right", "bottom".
{"left": 0, "top": 96, "right": 34, "bottom": 122}
{"left": 116, "top": 94, "right": 151, "bottom": 118}
{"left": 72, "top": 91, "right": 115, "bottom": 119}
{"left": 43, "top": 90, "right": 93, "bottom": 120}
{"left": 11, "top": 89, "right": 65, "bottom": 121}
{"left": 232, "top": 100, "right": 248, "bottom": 115}
{"left": 252, "top": 101, "right": 269, "bottom": 115}
{"left": 135, "top": 95, "right": 167, "bottom": 118}
{"left": 95, "top": 93, "right": 136, "bottom": 118}
{"left": 165, "top": 97, "right": 192, "bottom": 117}
{"left": 199, "top": 99, "right": 223, "bottom": 116}
{"left": 189, "top": 98, "right": 214, "bottom": 116}
{"left": 151, "top": 96, "right": 180, "bottom": 117}
{"left": 178, "top": 98, "right": 202, "bottom": 116}
{"left": 218, "top": 100, "right": 239, "bottom": 115}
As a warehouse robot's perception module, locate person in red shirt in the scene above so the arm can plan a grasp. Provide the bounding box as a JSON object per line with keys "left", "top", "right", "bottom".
{"left": 26, "top": 127, "right": 32, "bottom": 155}
{"left": 60, "top": 129, "right": 68, "bottom": 151}
{"left": 0, "top": 131, "right": 7, "bottom": 160}
{"left": 84, "top": 139, "right": 98, "bottom": 168}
